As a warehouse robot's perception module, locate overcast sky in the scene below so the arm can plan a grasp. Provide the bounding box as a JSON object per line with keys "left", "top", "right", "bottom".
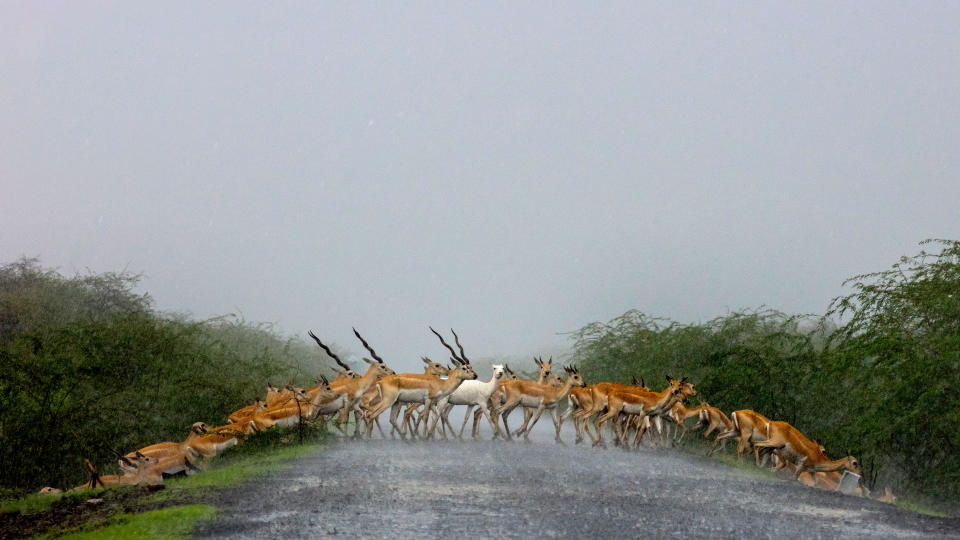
{"left": 2, "top": 2, "right": 959, "bottom": 371}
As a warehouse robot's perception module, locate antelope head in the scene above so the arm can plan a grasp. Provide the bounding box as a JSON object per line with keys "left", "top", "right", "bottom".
{"left": 503, "top": 364, "right": 520, "bottom": 380}
{"left": 421, "top": 356, "right": 450, "bottom": 377}
{"left": 563, "top": 365, "right": 585, "bottom": 388}
{"left": 429, "top": 327, "right": 478, "bottom": 381}
{"left": 545, "top": 372, "right": 564, "bottom": 389}
{"left": 190, "top": 422, "right": 209, "bottom": 435}
{"left": 491, "top": 364, "right": 506, "bottom": 381}
{"left": 534, "top": 356, "right": 552, "bottom": 381}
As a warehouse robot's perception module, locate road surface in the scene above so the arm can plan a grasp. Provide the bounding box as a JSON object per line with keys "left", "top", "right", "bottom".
{"left": 197, "top": 428, "right": 959, "bottom": 539}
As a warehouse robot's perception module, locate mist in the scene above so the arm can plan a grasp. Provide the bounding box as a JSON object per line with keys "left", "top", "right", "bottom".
{"left": 3, "top": 2, "right": 959, "bottom": 372}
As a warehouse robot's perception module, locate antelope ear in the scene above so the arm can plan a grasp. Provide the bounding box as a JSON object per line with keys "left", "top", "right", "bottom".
{"left": 422, "top": 357, "right": 431, "bottom": 364}
{"left": 641, "top": 377, "right": 646, "bottom": 388}
{"left": 362, "top": 357, "right": 376, "bottom": 365}
{"left": 534, "top": 358, "right": 541, "bottom": 367}
{"left": 666, "top": 374, "right": 673, "bottom": 382}
{"left": 681, "top": 377, "right": 688, "bottom": 383}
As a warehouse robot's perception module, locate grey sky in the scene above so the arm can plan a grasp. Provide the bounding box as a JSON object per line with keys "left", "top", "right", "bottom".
{"left": 3, "top": 2, "right": 959, "bottom": 371}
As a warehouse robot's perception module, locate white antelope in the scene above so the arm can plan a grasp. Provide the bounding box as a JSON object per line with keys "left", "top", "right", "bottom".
{"left": 436, "top": 363, "right": 506, "bottom": 439}
{"left": 363, "top": 328, "right": 478, "bottom": 439}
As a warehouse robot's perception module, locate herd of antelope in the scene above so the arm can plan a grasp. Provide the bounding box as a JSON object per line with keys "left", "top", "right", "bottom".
{"left": 49, "top": 327, "right": 895, "bottom": 503}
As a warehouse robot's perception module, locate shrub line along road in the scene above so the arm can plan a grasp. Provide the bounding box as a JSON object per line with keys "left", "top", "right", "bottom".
{"left": 196, "top": 428, "right": 960, "bottom": 539}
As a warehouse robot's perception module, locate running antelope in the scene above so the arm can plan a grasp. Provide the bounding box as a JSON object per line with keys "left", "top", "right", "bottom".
{"left": 697, "top": 403, "right": 734, "bottom": 455}
{"left": 436, "top": 364, "right": 507, "bottom": 439}
{"left": 494, "top": 366, "right": 585, "bottom": 443}
{"left": 753, "top": 420, "right": 861, "bottom": 479}
{"left": 594, "top": 376, "right": 691, "bottom": 447}
{"left": 364, "top": 328, "right": 478, "bottom": 439}
{"left": 315, "top": 329, "right": 395, "bottom": 438}
{"left": 715, "top": 409, "right": 772, "bottom": 465}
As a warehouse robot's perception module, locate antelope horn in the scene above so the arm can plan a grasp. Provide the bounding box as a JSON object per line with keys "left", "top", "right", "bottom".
{"left": 429, "top": 326, "right": 462, "bottom": 362}
{"left": 451, "top": 328, "right": 469, "bottom": 363}
{"left": 352, "top": 327, "right": 384, "bottom": 363}
{"left": 309, "top": 330, "right": 353, "bottom": 371}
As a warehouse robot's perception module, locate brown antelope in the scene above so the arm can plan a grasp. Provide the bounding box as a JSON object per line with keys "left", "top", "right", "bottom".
{"left": 715, "top": 409, "right": 772, "bottom": 465}
{"left": 75, "top": 454, "right": 162, "bottom": 491}
{"left": 363, "top": 328, "right": 477, "bottom": 439}
{"left": 228, "top": 398, "right": 270, "bottom": 424}
{"left": 513, "top": 356, "right": 552, "bottom": 436}
{"left": 697, "top": 404, "right": 734, "bottom": 455}
{"left": 493, "top": 366, "right": 585, "bottom": 442}
{"left": 594, "top": 376, "right": 691, "bottom": 447}
{"left": 489, "top": 358, "right": 552, "bottom": 439}
{"left": 391, "top": 357, "right": 453, "bottom": 438}
{"left": 753, "top": 420, "right": 861, "bottom": 479}
{"left": 122, "top": 422, "right": 208, "bottom": 468}
{"left": 574, "top": 378, "right": 656, "bottom": 445}
{"left": 314, "top": 328, "right": 395, "bottom": 438}
{"left": 666, "top": 401, "right": 707, "bottom": 442}
{"left": 251, "top": 387, "right": 318, "bottom": 431}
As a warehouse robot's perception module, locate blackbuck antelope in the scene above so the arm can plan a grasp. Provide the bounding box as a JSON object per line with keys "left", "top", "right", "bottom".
{"left": 753, "top": 420, "right": 861, "bottom": 479}
{"left": 563, "top": 376, "right": 647, "bottom": 444}
{"left": 594, "top": 376, "right": 694, "bottom": 447}
{"left": 666, "top": 402, "right": 707, "bottom": 442}
{"left": 436, "top": 364, "right": 507, "bottom": 439}
{"left": 715, "top": 409, "right": 772, "bottom": 465}
{"left": 696, "top": 403, "right": 734, "bottom": 455}
{"left": 494, "top": 366, "right": 585, "bottom": 443}
{"left": 364, "top": 328, "right": 477, "bottom": 439}
{"left": 77, "top": 454, "right": 162, "bottom": 491}
{"left": 313, "top": 329, "right": 395, "bottom": 438}
{"left": 122, "top": 422, "right": 207, "bottom": 466}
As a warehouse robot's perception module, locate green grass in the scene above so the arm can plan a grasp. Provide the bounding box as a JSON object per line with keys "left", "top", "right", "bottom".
{"left": 895, "top": 498, "right": 950, "bottom": 518}
{"left": 54, "top": 504, "right": 216, "bottom": 539}
{"left": 0, "top": 489, "right": 103, "bottom": 516}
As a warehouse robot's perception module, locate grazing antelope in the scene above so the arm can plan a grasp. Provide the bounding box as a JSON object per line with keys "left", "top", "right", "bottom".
{"left": 494, "top": 366, "right": 585, "bottom": 443}
{"left": 753, "top": 420, "right": 861, "bottom": 479}
{"left": 314, "top": 329, "right": 395, "bottom": 438}
{"left": 715, "top": 409, "right": 772, "bottom": 465}
{"left": 364, "top": 328, "right": 478, "bottom": 439}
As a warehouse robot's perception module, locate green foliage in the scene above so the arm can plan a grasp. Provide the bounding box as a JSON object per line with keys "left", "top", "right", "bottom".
{"left": 0, "top": 259, "right": 328, "bottom": 493}
{"left": 572, "top": 239, "right": 960, "bottom": 502}
{"left": 55, "top": 504, "right": 217, "bottom": 539}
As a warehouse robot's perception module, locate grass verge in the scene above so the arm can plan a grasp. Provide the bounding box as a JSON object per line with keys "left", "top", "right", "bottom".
{"left": 0, "top": 423, "right": 330, "bottom": 538}
{"left": 54, "top": 504, "right": 217, "bottom": 539}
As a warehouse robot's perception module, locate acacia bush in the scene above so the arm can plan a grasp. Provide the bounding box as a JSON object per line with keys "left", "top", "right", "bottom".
{"left": 0, "top": 259, "right": 327, "bottom": 493}
{"left": 571, "top": 239, "right": 960, "bottom": 502}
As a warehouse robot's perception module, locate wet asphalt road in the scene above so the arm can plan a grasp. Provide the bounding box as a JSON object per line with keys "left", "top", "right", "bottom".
{"left": 196, "top": 427, "right": 960, "bottom": 539}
